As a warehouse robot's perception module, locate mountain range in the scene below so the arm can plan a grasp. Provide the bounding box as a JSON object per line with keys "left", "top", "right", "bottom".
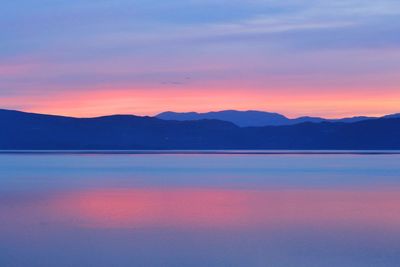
{"left": 157, "top": 110, "right": 400, "bottom": 127}
{"left": 1, "top": 109, "right": 400, "bottom": 150}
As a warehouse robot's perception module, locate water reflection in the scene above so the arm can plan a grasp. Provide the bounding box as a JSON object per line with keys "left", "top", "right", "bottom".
{"left": 4, "top": 188, "right": 399, "bottom": 230}
{"left": 57, "top": 188, "right": 400, "bottom": 230}
{"left": 2, "top": 154, "right": 400, "bottom": 267}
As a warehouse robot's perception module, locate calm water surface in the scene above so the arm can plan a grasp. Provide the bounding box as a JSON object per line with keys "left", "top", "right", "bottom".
{"left": 1, "top": 153, "right": 400, "bottom": 267}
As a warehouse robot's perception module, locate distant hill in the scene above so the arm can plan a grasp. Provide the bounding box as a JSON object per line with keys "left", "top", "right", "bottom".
{"left": 383, "top": 113, "right": 400, "bottom": 119}
{"left": 156, "top": 110, "right": 391, "bottom": 127}
{"left": 1, "top": 109, "right": 400, "bottom": 150}
{"left": 157, "top": 110, "right": 290, "bottom": 127}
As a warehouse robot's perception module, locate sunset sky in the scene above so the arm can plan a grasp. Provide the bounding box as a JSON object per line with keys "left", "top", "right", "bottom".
{"left": 1, "top": 0, "right": 400, "bottom": 118}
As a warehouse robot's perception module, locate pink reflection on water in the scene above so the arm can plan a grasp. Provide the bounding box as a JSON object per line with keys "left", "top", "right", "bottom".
{"left": 51, "top": 188, "right": 400, "bottom": 229}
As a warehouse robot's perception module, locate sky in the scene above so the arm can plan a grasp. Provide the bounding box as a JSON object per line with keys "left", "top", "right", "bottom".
{"left": 1, "top": 0, "right": 400, "bottom": 118}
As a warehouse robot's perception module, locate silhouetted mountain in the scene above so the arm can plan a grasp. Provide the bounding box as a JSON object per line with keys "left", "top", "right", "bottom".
{"left": 383, "top": 113, "right": 400, "bottom": 119}
{"left": 157, "top": 110, "right": 377, "bottom": 126}
{"left": 157, "top": 110, "right": 290, "bottom": 127}
{"left": 1, "top": 109, "right": 400, "bottom": 150}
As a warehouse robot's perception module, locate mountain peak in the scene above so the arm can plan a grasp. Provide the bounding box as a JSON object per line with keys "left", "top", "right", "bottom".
{"left": 156, "top": 110, "right": 398, "bottom": 127}
{"left": 157, "top": 110, "right": 289, "bottom": 127}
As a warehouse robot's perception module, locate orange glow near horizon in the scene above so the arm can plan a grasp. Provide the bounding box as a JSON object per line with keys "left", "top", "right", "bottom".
{"left": 4, "top": 85, "right": 400, "bottom": 119}
{"left": 51, "top": 188, "right": 400, "bottom": 229}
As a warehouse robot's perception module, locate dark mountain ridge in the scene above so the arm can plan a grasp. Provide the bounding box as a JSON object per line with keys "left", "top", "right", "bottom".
{"left": 1, "top": 109, "right": 400, "bottom": 150}
{"left": 157, "top": 110, "right": 398, "bottom": 127}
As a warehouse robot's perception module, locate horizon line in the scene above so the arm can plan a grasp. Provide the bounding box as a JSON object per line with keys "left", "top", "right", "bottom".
{"left": 1, "top": 107, "right": 398, "bottom": 121}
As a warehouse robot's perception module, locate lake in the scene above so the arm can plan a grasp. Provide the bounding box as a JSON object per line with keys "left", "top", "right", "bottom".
{"left": 1, "top": 152, "right": 400, "bottom": 267}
